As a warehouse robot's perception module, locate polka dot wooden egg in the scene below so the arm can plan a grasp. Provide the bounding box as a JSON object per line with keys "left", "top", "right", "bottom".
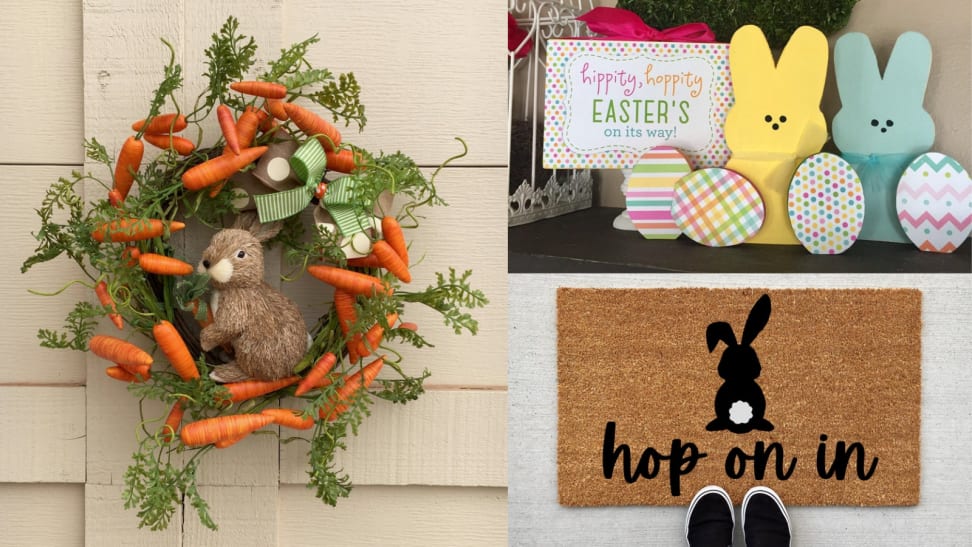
{"left": 672, "top": 168, "right": 764, "bottom": 247}
{"left": 896, "top": 152, "right": 972, "bottom": 253}
{"left": 787, "top": 153, "right": 865, "bottom": 254}
{"left": 624, "top": 146, "right": 691, "bottom": 239}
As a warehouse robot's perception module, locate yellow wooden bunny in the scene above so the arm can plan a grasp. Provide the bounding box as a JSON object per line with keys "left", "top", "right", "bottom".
{"left": 724, "top": 25, "right": 829, "bottom": 245}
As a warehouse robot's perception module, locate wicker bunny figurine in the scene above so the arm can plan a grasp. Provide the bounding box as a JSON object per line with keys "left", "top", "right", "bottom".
{"left": 833, "top": 32, "right": 935, "bottom": 243}
{"left": 199, "top": 213, "right": 308, "bottom": 382}
{"left": 723, "top": 25, "right": 829, "bottom": 245}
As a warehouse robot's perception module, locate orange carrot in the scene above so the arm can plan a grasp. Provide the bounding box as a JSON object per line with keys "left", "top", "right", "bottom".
{"left": 230, "top": 81, "right": 288, "bottom": 99}
{"left": 261, "top": 408, "right": 315, "bottom": 430}
{"left": 218, "top": 376, "right": 301, "bottom": 404}
{"left": 264, "top": 99, "right": 288, "bottom": 121}
{"left": 108, "top": 188, "right": 124, "bottom": 208}
{"left": 346, "top": 253, "right": 381, "bottom": 269}
{"left": 90, "top": 335, "right": 153, "bottom": 367}
{"left": 160, "top": 398, "right": 185, "bottom": 443}
{"left": 236, "top": 108, "right": 262, "bottom": 149}
{"left": 258, "top": 113, "right": 278, "bottom": 134}
{"left": 307, "top": 265, "right": 388, "bottom": 296}
{"left": 152, "top": 320, "right": 199, "bottom": 380}
{"left": 217, "top": 104, "right": 240, "bottom": 154}
{"left": 321, "top": 356, "right": 385, "bottom": 421}
{"left": 138, "top": 254, "right": 193, "bottom": 276}
{"left": 132, "top": 113, "right": 187, "bottom": 134}
{"left": 400, "top": 322, "right": 419, "bottom": 332}
{"left": 105, "top": 366, "right": 138, "bottom": 382}
{"left": 113, "top": 136, "right": 144, "bottom": 200}
{"left": 95, "top": 281, "right": 123, "bottom": 330}
{"left": 295, "top": 352, "right": 338, "bottom": 396}
{"left": 332, "top": 289, "right": 361, "bottom": 362}
{"left": 182, "top": 146, "right": 268, "bottom": 191}
{"left": 92, "top": 218, "right": 185, "bottom": 243}
{"left": 115, "top": 360, "right": 151, "bottom": 380}
{"left": 358, "top": 313, "right": 398, "bottom": 358}
{"left": 214, "top": 433, "right": 249, "bottom": 448}
{"left": 122, "top": 246, "right": 141, "bottom": 267}
{"left": 381, "top": 216, "right": 409, "bottom": 267}
{"left": 190, "top": 299, "right": 214, "bottom": 329}
{"left": 325, "top": 149, "right": 363, "bottom": 173}
{"left": 283, "top": 103, "right": 341, "bottom": 151}
{"left": 372, "top": 240, "right": 411, "bottom": 283}
{"left": 180, "top": 414, "right": 275, "bottom": 447}
{"left": 143, "top": 133, "right": 195, "bottom": 155}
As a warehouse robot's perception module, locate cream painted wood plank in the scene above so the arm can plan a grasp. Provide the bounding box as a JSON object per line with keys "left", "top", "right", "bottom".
{"left": 85, "top": 483, "right": 181, "bottom": 546}
{"left": 2, "top": 165, "right": 87, "bottom": 384}
{"left": 277, "top": 167, "right": 507, "bottom": 386}
{"left": 0, "top": 386, "right": 85, "bottom": 483}
{"left": 183, "top": 485, "right": 277, "bottom": 547}
{"left": 278, "top": 485, "right": 508, "bottom": 546}
{"left": 0, "top": 1, "right": 83, "bottom": 165}
{"left": 284, "top": 0, "right": 507, "bottom": 166}
{"left": 280, "top": 389, "right": 506, "bottom": 487}
{"left": 509, "top": 274, "right": 972, "bottom": 546}
{"left": 0, "top": 484, "right": 84, "bottom": 547}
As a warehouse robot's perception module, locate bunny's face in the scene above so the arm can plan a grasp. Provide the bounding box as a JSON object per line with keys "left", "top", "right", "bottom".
{"left": 198, "top": 229, "right": 265, "bottom": 288}
{"left": 832, "top": 32, "right": 935, "bottom": 156}
{"left": 724, "top": 26, "right": 829, "bottom": 159}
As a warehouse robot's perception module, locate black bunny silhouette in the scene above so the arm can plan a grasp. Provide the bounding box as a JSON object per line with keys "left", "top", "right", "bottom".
{"left": 705, "top": 294, "right": 774, "bottom": 434}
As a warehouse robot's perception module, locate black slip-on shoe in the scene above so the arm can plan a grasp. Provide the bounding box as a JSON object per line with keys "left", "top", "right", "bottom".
{"left": 742, "top": 486, "right": 791, "bottom": 547}
{"left": 686, "top": 485, "right": 735, "bottom": 547}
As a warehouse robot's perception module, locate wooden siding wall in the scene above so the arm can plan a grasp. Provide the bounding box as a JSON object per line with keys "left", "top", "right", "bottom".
{"left": 0, "top": 1, "right": 508, "bottom": 545}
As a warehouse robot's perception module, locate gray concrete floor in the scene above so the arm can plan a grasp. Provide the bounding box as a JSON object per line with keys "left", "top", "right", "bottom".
{"left": 508, "top": 274, "right": 972, "bottom": 546}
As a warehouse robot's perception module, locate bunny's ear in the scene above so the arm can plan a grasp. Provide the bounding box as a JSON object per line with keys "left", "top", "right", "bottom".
{"left": 834, "top": 32, "right": 882, "bottom": 107}
{"left": 741, "top": 294, "right": 772, "bottom": 346}
{"left": 775, "top": 26, "right": 829, "bottom": 108}
{"left": 728, "top": 25, "right": 776, "bottom": 105}
{"left": 706, "top": 321, "right": 737, "bottom": 352}
{"left": 233, "top": 211, "right": 283, "bottom": 242}
{"left": 883, "top": 32, "right": 932, "bottom": 107}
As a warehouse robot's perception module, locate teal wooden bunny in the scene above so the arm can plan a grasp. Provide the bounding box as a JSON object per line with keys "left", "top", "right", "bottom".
{"left": 833, "top": 32, "right": 935, "bottom": 243}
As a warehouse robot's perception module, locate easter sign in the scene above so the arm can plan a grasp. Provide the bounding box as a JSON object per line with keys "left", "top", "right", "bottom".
{"left": 543, "top": 40, "right": 732, "bottom": 170}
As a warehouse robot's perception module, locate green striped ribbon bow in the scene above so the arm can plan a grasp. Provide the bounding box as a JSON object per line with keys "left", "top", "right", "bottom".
{"left": 253, "top": 140, "right": 369, "bottom": 235}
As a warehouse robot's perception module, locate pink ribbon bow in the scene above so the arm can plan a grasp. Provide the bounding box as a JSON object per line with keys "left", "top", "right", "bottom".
{"left": 577, "top": 7, "right": 716, "bottom": 43}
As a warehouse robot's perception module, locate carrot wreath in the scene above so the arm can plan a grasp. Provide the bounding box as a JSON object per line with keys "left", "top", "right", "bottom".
{"left": 20, "top": 16, "right": 485, "bottom": 532}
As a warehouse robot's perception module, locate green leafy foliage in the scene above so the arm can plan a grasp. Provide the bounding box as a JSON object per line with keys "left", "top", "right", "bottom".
{"left": 37, "top": 301, "right": 101, "bottom": 350}
{"left": 615, "top": 0, "right": 859, "bottom": 48}
{"left": 400, "top": 268, "right": 488, "bottom": 335}
{"left": 201, "top": 16, "right": 257, "bottom": 113}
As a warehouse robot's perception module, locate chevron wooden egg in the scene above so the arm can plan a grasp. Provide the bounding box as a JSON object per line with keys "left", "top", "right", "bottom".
{"left": 896, "top": 152, "right": 972, "bottom": 253}
{"left": 787, "top": 153, "right": 865, "bottom": 254}
{"left": 672, "top": 168, "right": 764, "bottom": 247}
{"left": 624, "top": 146, "right": 692, "bottom": 239}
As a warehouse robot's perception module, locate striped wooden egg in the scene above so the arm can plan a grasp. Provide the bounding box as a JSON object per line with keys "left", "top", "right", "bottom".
{"left": 787, "top": 153, "right": 865, "bottom": 255}
{"left": 671, "top": 168, "right": 764, "bottom": 247}
{"left": 624, "top": 146, "right": 692, "bottom": 239}
{"left": 896, "top": 152, "right": 972, "bottom": 253}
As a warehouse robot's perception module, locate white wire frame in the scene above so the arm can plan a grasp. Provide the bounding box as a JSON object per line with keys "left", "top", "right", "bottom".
{"left": 508, "top": 0, "right": 595, "bottom": 226}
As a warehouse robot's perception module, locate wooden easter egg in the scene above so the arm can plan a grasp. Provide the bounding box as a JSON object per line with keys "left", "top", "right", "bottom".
{"left": 671, "top": 168, "right": 764, "bottom": 247}
{"left": 896, "top": 152, "right": 972, "bottom": 253}
{"left": 624, "top": 146, "right": 692, "bottom": 239}
{"left": 787, "top": 153, "right": 865, "bottom": 254}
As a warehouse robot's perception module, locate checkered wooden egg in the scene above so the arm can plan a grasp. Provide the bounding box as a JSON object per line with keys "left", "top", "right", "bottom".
{"left": 671, "top": 168, "right": 765, "bottom": 247}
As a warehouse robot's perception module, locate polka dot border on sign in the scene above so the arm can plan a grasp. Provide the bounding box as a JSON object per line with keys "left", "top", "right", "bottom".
{"left": 672, "top": 168, "right": 764, "bottom": 247}
{"left": 543, "top": 40, "right": 733, "bottom": 170}
{"left": 787, "top": 153, "right": 865, "bottom": 255}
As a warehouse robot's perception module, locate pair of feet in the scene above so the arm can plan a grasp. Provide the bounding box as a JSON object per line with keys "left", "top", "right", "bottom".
{"left": 685, "top": 486, "right": 791, "bottom": 547}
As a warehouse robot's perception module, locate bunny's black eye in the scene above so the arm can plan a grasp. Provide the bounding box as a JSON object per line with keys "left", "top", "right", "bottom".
{"left": 236, "top": 250, "right": 246, "bottom": 259}
{"left": 870, "top": 119, "right": 879, "bottom": 127}
{"left": 886, "top": 120, "right": 894, "bottom": 127}
{"left": 779, "top": 115, "right": 787, "bottom": 123}
{"left": 764, "top": 115, "right": 772, "bottom": 122}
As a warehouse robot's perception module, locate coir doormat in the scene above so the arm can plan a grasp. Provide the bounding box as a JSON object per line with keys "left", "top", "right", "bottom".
{"left": 557, "top": 288, "right": 921, "bottom": 506}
